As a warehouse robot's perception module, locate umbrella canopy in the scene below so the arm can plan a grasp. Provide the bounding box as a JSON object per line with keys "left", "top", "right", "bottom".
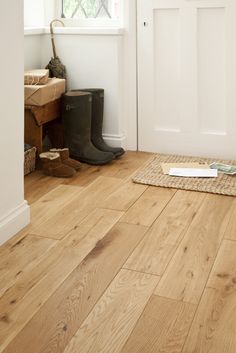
{"left": 46, "top": 19, "right": 67, "bottom": 79}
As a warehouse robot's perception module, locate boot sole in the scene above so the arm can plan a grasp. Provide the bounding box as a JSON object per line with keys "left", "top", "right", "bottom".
{"left": 71, "top": 155, "right": 114, "bottom": 166}
{"left": 114, "top": 150, "right": 126, "bottom": 158}
{"left": 91, "top": 142, "right": 125, "bottom": 159}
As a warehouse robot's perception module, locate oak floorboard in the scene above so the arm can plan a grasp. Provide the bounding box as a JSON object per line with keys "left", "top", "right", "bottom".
{"left": 1, "top": 223, "right": 148, "bottom": 353}
{"left": 29, "top": 185, "right": 84, "bottom": 230}
{"left": 63, "top": 270, "right": 159, "bottom": 353}
{"left": 29, "top": 176, "right": 123, "bottom": 239}
{"left": 1, "top": 152, "right": 234, "bottom": 353}
{"left": 24, "top": 170, "right": 66, "bottom": 204}
{"left": 64, "top": 208, "right": 124, "bottom": 248}
{"left": 64, "top": 152, "right": 153, "bottom": 187}
{"left": 3, "top": 152, "right": 147, "bottom": 253}
{"left": 182, "top": 241, "right": 236, "bottom": 353}
{"left": 120, "top": 186, "right": 176, "bottom": 226}
{"left": 0, "top": 186, "right": 82, "bottom": 253}
{"left": 223, "top": 199, "right": 236, "bottom": 241}
{"left": 63, "top": 162, "right": 119, "bottom": 187}
{"left": 0, "top": 209, "right": 123, "bottom": 353}
{"left": 155, "top": 194, "right": 234, "bottom": 304}
{"left": 182, "top": 287, "right": 236, "bottom": 353}
{"left": 0, "top": 228, "right": 30, "bottom": 257}
{"left": 124, "top": 190, "right": 205, "bottom": 276}
{"left": 207, "top": 240, "right": 236, "bottom": 291}
{"left": 121, "top": 295, "right": 196, "bottom": 353}
{"left": 0, "top": 235, "right": 57, "bottom": 297}
{"left": 100, "top": 180, "right": 148, "bottom": 211}
{"left": 111, "top": 151, "right": 154, "bottom": 180}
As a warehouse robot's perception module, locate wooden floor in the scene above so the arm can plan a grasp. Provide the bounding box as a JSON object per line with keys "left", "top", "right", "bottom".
{"left": 1, "top": 151, "right": 236, "bottom": 353}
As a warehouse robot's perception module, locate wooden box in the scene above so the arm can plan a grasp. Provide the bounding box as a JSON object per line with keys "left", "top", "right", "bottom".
{"left": 24, "top": 78, "right": 65, "bottom": 106}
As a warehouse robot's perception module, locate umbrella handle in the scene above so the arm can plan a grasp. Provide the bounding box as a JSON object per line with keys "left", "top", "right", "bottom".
{"left": 50, "top": 19, "right": 65, "bottom": 59}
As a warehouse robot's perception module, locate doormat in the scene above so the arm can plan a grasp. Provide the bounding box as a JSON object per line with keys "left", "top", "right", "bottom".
{"left": 133, "top": 154, "right": 236, "bottom": 196}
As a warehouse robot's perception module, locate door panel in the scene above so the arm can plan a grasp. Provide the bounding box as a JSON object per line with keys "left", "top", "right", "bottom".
{"left": 138, "top": 0, "right": 236, "bottom": 159}
{"left": 198, "top": 7, "right": 226, "bottom": 134}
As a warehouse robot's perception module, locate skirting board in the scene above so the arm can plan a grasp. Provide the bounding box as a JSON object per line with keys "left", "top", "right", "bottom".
{"left": 103, "top": 133, "right": 127, "bottom": 149}
{"left": 0, "top": 201, "right": 30, "bottom": 246}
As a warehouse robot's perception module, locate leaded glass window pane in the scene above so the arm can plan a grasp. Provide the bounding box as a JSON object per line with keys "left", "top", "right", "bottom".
{"left": 62, "top": 0, "right": 121, "bottom": 19}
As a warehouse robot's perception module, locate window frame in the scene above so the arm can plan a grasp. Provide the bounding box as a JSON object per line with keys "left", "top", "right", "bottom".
{"left": 57, "top": 0, "right": 124, "bottom": 28}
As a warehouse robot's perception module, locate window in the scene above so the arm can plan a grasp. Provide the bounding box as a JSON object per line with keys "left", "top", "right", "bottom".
{"left": 62, "top": 0, "right": 121, "bottom": 20}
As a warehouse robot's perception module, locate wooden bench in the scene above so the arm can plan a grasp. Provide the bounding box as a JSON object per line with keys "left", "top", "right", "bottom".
{"left": 24, "top": 98, "right": 64, "bottom": 156}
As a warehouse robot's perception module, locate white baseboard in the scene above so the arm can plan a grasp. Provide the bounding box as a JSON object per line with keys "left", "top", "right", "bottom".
{"left": 0, "top": 201, "right": 30, "bottom": 246}
{"left": 103, "top": 133, "right": 127, "bottom": 149}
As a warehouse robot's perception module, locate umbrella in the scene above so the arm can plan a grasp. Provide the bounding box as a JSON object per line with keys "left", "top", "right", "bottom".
{"left": 46, "top": 19, "right": 67, "bottom": 79}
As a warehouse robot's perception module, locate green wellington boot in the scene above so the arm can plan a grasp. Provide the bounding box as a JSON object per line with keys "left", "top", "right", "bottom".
{"left": 75, "top": 89, "right": 125, "bottom": 158}
{"left": 62, "top": 91, "right": 114, "bottom": 165}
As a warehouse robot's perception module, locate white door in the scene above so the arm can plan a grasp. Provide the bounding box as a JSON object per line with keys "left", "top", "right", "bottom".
{"left": 138, "top": 0, "right": 236, "bottom": 159}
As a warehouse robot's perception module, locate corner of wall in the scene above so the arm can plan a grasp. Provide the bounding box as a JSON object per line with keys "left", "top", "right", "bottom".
{"left": 1, "top": 0, "right": 28, "bottom": 246}
{"left": 0, "top": 201, "right": 30, "bottom": 246}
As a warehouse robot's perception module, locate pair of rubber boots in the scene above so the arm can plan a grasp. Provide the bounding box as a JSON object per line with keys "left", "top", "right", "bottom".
{"left": 62, "top": 89, "right": 125, "bottom": 165}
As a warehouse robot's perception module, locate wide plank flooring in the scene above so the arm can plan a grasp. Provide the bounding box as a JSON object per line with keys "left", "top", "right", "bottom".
{"left": 0, "top": 151, "right": 236, "bottom": 353}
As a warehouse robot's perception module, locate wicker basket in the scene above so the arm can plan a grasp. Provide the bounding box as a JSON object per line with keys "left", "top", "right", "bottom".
{"left": 24, "top": 147, "right": 36, "bottom": 176}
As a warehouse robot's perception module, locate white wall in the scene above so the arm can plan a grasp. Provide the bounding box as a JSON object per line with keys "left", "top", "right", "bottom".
{"left": 0, "top": 0, "right": 30, "bottom": 245}
{"left": 24, "top": 0, "right": 57, "bottom": 27}
{"left": 24, "top": 35, "right": 43, "bottom": 70}
{"left": 24, "top": 0, "right": 45, "bottom": 27}
{"left": 44, "top": 0, "right": 58, "bottom": 26}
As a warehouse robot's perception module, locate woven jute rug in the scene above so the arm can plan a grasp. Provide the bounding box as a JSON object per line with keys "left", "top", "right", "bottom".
{"left": 133, "top": 154, "right": 236, "bottom": 196}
